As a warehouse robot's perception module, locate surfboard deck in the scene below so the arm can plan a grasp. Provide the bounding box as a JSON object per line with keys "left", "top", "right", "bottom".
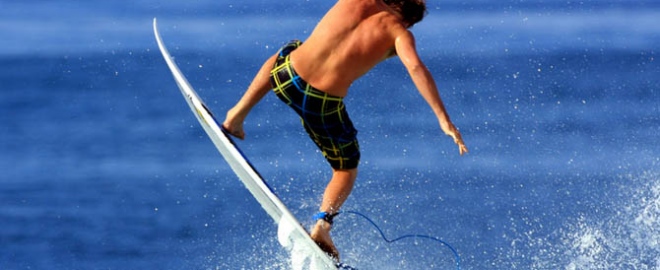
{"left": 153, "top": 18, "right": 355, "bottom": 270}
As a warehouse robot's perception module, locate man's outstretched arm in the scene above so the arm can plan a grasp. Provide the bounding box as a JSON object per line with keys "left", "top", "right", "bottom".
{"left": 395, "top": 31, "right": 468, "bottom": 155}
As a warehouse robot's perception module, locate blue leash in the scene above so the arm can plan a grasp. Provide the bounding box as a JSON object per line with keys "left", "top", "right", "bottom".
{"left": 337, "top": 210, "right": 461, "bottom": 270}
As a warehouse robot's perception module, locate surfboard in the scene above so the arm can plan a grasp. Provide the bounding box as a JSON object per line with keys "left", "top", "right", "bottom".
{"left": 153, "top": 18, "right": 354, "bottom": 270}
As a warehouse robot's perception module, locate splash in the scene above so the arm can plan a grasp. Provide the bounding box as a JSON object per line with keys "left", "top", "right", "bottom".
{"left": 535, "top": 171, "right": 660, "bottom": 270}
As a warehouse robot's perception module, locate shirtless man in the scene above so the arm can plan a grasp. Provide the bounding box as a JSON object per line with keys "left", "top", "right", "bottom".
{"left": 223, "top": 0, "right": 468, "bottom": 260}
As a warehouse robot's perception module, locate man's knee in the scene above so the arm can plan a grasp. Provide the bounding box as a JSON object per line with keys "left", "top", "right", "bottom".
{"left": 332, "top": 168, "right": 358, "bottom": 180}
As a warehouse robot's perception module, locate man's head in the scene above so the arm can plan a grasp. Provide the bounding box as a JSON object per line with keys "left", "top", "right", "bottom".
{"left": 384, "top": 0, "right": 427, "bottom": 27}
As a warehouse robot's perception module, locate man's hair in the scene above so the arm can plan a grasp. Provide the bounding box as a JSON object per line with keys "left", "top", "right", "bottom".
{"left": 384, "top": 0, "right": 427, "bottom": 27}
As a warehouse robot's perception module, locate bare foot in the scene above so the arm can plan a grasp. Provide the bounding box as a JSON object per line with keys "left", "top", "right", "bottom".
{"left": 310, "top": 220, "right": 339, "bottom": 261}
{"left": 222, "top": 107, "right": 246, "bottom": 140}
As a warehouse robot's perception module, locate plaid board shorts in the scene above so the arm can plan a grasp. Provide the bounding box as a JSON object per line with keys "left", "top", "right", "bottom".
{"left": 270, "top": 40, "right": 360, "bottom": 170}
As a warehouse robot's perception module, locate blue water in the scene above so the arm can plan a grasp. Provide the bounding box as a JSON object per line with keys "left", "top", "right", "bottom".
{"left": 1, "top": 0, "right": 659, "bottom": 269}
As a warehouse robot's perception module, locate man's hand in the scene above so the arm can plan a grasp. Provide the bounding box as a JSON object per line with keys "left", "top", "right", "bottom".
{"left": 451, "top": 130, "right": 468, "bottom": 155}
{"left": 441, "top": 122, "right": 468, "bottom": 155}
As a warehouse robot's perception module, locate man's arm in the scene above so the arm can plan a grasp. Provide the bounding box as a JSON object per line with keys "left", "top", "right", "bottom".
{"left": 222, "top": 54, "right": 277, "bottom": 139}
{"left": 395, "top": 30, "right": 468, "bottom": 155}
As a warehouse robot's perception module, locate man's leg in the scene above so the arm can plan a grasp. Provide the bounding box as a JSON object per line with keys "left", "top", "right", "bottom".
{"left": 310, "top": 168, "right": 358, "bottom": 260}
{"left": 223, "top": 54, "right": 277, "bottom": 139}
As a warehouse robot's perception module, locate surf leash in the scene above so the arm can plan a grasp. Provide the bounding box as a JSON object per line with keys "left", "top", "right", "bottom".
{"left": 338, "top": 210, "right": 461, "bottom": 270}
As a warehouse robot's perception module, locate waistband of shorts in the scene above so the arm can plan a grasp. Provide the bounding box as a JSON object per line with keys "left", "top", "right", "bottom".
{"left": 274, "top": 51, "right": 343, "bottom": 100}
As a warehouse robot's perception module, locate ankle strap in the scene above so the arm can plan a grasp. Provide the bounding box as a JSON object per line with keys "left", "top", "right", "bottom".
{"left": 313, "top": 211, "right": 339, "bottom": 225}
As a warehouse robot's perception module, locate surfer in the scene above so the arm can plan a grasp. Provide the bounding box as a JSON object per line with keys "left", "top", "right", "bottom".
{"left": 222, "top": 0, "right": 468, "bottom": 260}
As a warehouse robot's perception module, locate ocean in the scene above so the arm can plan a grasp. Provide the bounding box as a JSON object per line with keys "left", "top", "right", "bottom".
{"left": 1, "top": 0, "right": 658, "bottom": 269}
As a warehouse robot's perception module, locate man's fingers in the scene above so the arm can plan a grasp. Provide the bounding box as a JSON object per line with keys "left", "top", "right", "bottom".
{"left": 444, "top": 128, "right": 467, "bottom": 155}
{"left": 458, "top": 144, "right": 468, "bottom": 155}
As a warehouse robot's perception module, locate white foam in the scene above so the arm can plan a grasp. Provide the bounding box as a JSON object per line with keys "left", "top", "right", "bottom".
{"left": 536, "top": 171, "right": 660, "bottom": 269}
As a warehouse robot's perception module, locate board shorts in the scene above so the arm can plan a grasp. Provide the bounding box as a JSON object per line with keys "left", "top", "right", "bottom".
{"left": 270, "top": 40, "right": 360, "bottom": 170}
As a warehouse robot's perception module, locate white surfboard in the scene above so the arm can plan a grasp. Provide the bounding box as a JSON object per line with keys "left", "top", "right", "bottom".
{"left": 153, "top": 18, "right": 345, "bottom": 270}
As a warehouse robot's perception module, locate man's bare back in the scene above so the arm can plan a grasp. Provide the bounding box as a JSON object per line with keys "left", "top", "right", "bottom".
{"left": 290, "top": 0, "right": 408, "bottom": 96}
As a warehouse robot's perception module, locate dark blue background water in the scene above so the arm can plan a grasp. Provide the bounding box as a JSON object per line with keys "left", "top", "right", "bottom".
{"left": 2, "top": 0, "right": 659, "bottom": 269}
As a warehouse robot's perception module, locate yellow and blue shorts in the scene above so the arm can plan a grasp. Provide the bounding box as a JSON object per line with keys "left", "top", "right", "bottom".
{"left": 270, "top": 40, "right": 360, "bottom": 170}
